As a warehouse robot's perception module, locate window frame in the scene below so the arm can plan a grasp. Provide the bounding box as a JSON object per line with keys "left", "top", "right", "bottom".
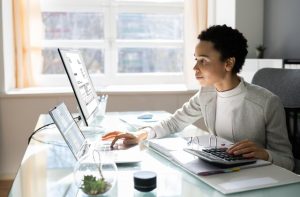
{"left": 37, "top": 0, "right": 185, "bottom": 87}
{"left": 1, "top": 0, "right": 15, "bottom": 91}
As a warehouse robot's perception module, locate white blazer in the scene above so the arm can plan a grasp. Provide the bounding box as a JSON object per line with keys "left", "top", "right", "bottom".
{"left": 152, "top": 79, "right": 294, "bottom": 171}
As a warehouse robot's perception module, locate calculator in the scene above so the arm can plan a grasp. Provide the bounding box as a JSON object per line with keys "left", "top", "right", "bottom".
{"left": 184, "top": 147, "right": 257, "bottom": 165}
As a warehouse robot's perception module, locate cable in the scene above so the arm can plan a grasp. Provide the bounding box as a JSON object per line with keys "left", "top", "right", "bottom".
{"left": 31, "top": 135, "right": 68, "bottom": 147}
{"left": 73, "top": 115, "right": 81, "bottom": 122}
{"left": 28, "top": 122, "right": 54, "bottom": 144}
{"left": 28, "top": 115, "right": 81, "bottom": 144}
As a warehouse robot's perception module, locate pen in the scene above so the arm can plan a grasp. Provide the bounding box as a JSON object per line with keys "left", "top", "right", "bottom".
{"left": 223, "top": 167, "right": 240, "bottom": 173}
{"left": 199, "top": 167, "right": 240, "bottom": 176}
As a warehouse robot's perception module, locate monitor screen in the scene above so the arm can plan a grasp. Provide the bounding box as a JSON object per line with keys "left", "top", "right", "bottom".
{"left": 49, "top": 102, "right": 86, "bottom": 159}
{"left": 58, "top": 48, "right": 99, "bottom": 126}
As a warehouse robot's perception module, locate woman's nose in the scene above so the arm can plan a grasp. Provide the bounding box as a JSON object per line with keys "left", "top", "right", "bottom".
{"left": 193, "top": 62, "right": 200, "bottom": 71}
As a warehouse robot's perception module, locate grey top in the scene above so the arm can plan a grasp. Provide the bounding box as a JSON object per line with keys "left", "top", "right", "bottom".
{"left": 151, "top": 79, "right": 294, "bottom": 171}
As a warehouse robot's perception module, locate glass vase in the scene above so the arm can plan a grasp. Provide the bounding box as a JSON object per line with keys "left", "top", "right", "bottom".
{"left": 73, "top": 150, "right": 117, "bottom": 196}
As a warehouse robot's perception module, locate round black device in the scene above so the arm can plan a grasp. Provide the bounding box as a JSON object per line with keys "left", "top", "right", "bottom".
{"left": 133, "top": 171, "right": 157, "bottom": 192}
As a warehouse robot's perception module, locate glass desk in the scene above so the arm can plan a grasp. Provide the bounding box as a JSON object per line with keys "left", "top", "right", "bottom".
{"left": 9, "top": 112, "right": 300, "bottom": 197}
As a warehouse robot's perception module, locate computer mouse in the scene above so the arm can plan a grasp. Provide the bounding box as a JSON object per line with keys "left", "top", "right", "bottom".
{"left": 137, "top": 112, "right": 153, "bottom": 119}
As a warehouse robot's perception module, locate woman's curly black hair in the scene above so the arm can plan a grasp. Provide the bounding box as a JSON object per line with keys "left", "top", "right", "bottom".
{"left": 198, "top": 25, "right": 248, "bottom": 74}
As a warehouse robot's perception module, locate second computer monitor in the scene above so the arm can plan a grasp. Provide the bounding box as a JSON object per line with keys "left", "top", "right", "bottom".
{"left": 58, "top": 48, "right": 99, "bottom": 126}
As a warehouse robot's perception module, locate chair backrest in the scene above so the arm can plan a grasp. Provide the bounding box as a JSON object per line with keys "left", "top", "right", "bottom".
{"left": 252, "top": 68, "right": 300, "bottom": 172}
{"left": 252, "top": 68, "right": 300, "bottom": 108}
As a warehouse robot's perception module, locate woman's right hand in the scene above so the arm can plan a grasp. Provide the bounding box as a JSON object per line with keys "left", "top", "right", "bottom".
{"left": 102, "top": 130, "right": 148, "bottom": 149}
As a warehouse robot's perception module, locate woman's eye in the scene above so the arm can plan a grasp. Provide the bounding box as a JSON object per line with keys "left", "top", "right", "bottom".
{"left": 199, "top": 59, "right": 206, "bottom": 64}
{"left": 195, "top": 57, "right": 209, "bottom": 65}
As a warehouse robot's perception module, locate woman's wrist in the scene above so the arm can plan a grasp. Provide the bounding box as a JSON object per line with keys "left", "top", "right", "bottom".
{"left": 265, "top": 149, "right": 273, "bottom": 162}
{"left": 137, "top": 126, "right": 156, "bottom": 140}
{"left": 261, "top": 149, "right": 270, "bottom": 161}
{"left": 136, "top": 130, "right": 149, "bottom": 142}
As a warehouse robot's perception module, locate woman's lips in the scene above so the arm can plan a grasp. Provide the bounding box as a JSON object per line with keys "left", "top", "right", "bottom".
{"left": 195, "top": 75, "right": 204, "bottom": 79}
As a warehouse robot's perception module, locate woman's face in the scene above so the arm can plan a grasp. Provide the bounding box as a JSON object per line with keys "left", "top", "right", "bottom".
{"left": 193, "top": 41, "right": 228, "bottom": 87}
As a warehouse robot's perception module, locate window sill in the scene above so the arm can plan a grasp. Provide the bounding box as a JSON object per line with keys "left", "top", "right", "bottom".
{"left": 0, "top": 84, "right": 198, "bottom": 98}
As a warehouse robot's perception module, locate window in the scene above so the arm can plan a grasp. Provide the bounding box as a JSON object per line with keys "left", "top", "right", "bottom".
{"left": 12, "top": 0, "right": 207, "bottom": 89}
{"left": 37, "top": 0, "right": 184, "bottom": 87}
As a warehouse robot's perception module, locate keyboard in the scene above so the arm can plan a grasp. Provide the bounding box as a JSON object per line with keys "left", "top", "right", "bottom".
{"left": 184, "top": 147, "right": 257, "bottom": 165}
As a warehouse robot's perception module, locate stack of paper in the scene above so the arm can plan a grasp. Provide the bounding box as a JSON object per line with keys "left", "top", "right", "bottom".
{"left": 147, "top": 135, "right": 270, "bottom": 176}
{"left": 146, "top": 135, "right": 300, "bottom": 194}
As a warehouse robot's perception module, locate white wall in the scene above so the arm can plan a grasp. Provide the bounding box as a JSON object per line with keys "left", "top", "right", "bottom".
{"left": 214, "top": 0, "right": 264, "bottom": 58}
{"left": 235, "top": 0, "right": 264, "bottom": 58}
{"left": 0, "top": 0, "right": 4, "bottom": 92}
{"left": 264, "top": 0, "right": 300, "bottom": 58}
{"left": 215, "top": 0, "right": 236, "bottom": 27}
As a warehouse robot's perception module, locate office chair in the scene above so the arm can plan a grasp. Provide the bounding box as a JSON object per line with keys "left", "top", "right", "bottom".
{"left": 252, "top": 68, "right": 300, "bottom": 173}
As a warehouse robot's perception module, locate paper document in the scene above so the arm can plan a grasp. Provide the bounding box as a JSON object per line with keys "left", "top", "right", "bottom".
{"left": 146, "top": 135, "right": 300, "bottom": 194}
{"left": 147, "top": 137, "right": 188, "bottom": 158}
{"left": 170, "top": 150, "right": 270, "bottom": 176}
{"left": 147, "top": 135, "right": 270, "bottom": 176}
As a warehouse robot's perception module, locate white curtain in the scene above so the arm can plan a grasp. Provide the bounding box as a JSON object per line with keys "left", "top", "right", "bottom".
{"left": 184, "top": 0, "right": 208, "bottom": 89}
{"left": 13, "top": 0, "right": 43, "bottom": 88}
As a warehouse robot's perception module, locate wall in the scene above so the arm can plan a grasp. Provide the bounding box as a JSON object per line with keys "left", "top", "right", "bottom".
{"left": 235, "top": 0, "right": 264, "bottom": 58}
{"left": 264, "top": 0, "right": 300, "bottom": 58}
{"left": 0, "top": 0, "right": 4, "bottom": 92}
{"left": 214, "top": 0, "right": 264, "bottom": 58}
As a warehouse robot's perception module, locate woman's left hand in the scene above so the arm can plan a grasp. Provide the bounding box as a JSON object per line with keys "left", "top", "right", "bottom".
{"left": 227, "top": 139, "right": 269, "bottom": 161}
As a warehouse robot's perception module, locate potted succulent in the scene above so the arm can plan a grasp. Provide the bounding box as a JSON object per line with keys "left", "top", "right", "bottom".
{"left": 74, "top": 150, "right": 117, "bottom": 196}
{"left": 256, "top": 45, "right": 266, "bottom": 59}
{"left": 80, "top": 174, "right": 111, "bottom": 195}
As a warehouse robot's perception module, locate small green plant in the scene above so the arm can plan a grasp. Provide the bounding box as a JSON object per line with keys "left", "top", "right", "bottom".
{"left": 80, "top": 151, "right": 112, "bottom": 195}
{"left": 256, "top": 45, "right": 266, "bottom": 51}
{"left": 256, "top": 45, "right": 266, "bottom": 58}
{"left": 80, "top": 175, "right": 111, "bottom": 195}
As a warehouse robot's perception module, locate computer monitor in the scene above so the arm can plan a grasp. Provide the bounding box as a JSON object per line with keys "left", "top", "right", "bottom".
{"left": 49, "top": 102, "right": 88, "bottom": 160}
{"left": 58, "top": 48, "right": 100, "bottom": 126}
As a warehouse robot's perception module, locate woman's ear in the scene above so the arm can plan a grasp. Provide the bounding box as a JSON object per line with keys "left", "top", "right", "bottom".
{"left": 225, "top": 57, "right": 236, "bottom": 72}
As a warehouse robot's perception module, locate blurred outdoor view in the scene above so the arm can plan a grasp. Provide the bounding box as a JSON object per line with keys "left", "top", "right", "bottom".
{"left": 41, "top": 12, "right": 183, "bottom": 74}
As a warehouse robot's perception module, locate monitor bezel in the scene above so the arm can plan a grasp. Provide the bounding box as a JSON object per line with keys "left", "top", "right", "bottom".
{"left": 58, "top": 48, "right": 99, "bottom": 126}
{"left": 49, "top": 102, "right": 86, "bottom": 160}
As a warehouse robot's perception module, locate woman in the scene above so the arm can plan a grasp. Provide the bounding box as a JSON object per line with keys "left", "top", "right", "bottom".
{"left": 103, "top": 25, "right": 294, "bottom": 171}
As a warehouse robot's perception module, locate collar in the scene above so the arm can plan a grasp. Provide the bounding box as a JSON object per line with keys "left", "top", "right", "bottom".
{"left": 216, "top": 78, "right": 246, "bottom": 98}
